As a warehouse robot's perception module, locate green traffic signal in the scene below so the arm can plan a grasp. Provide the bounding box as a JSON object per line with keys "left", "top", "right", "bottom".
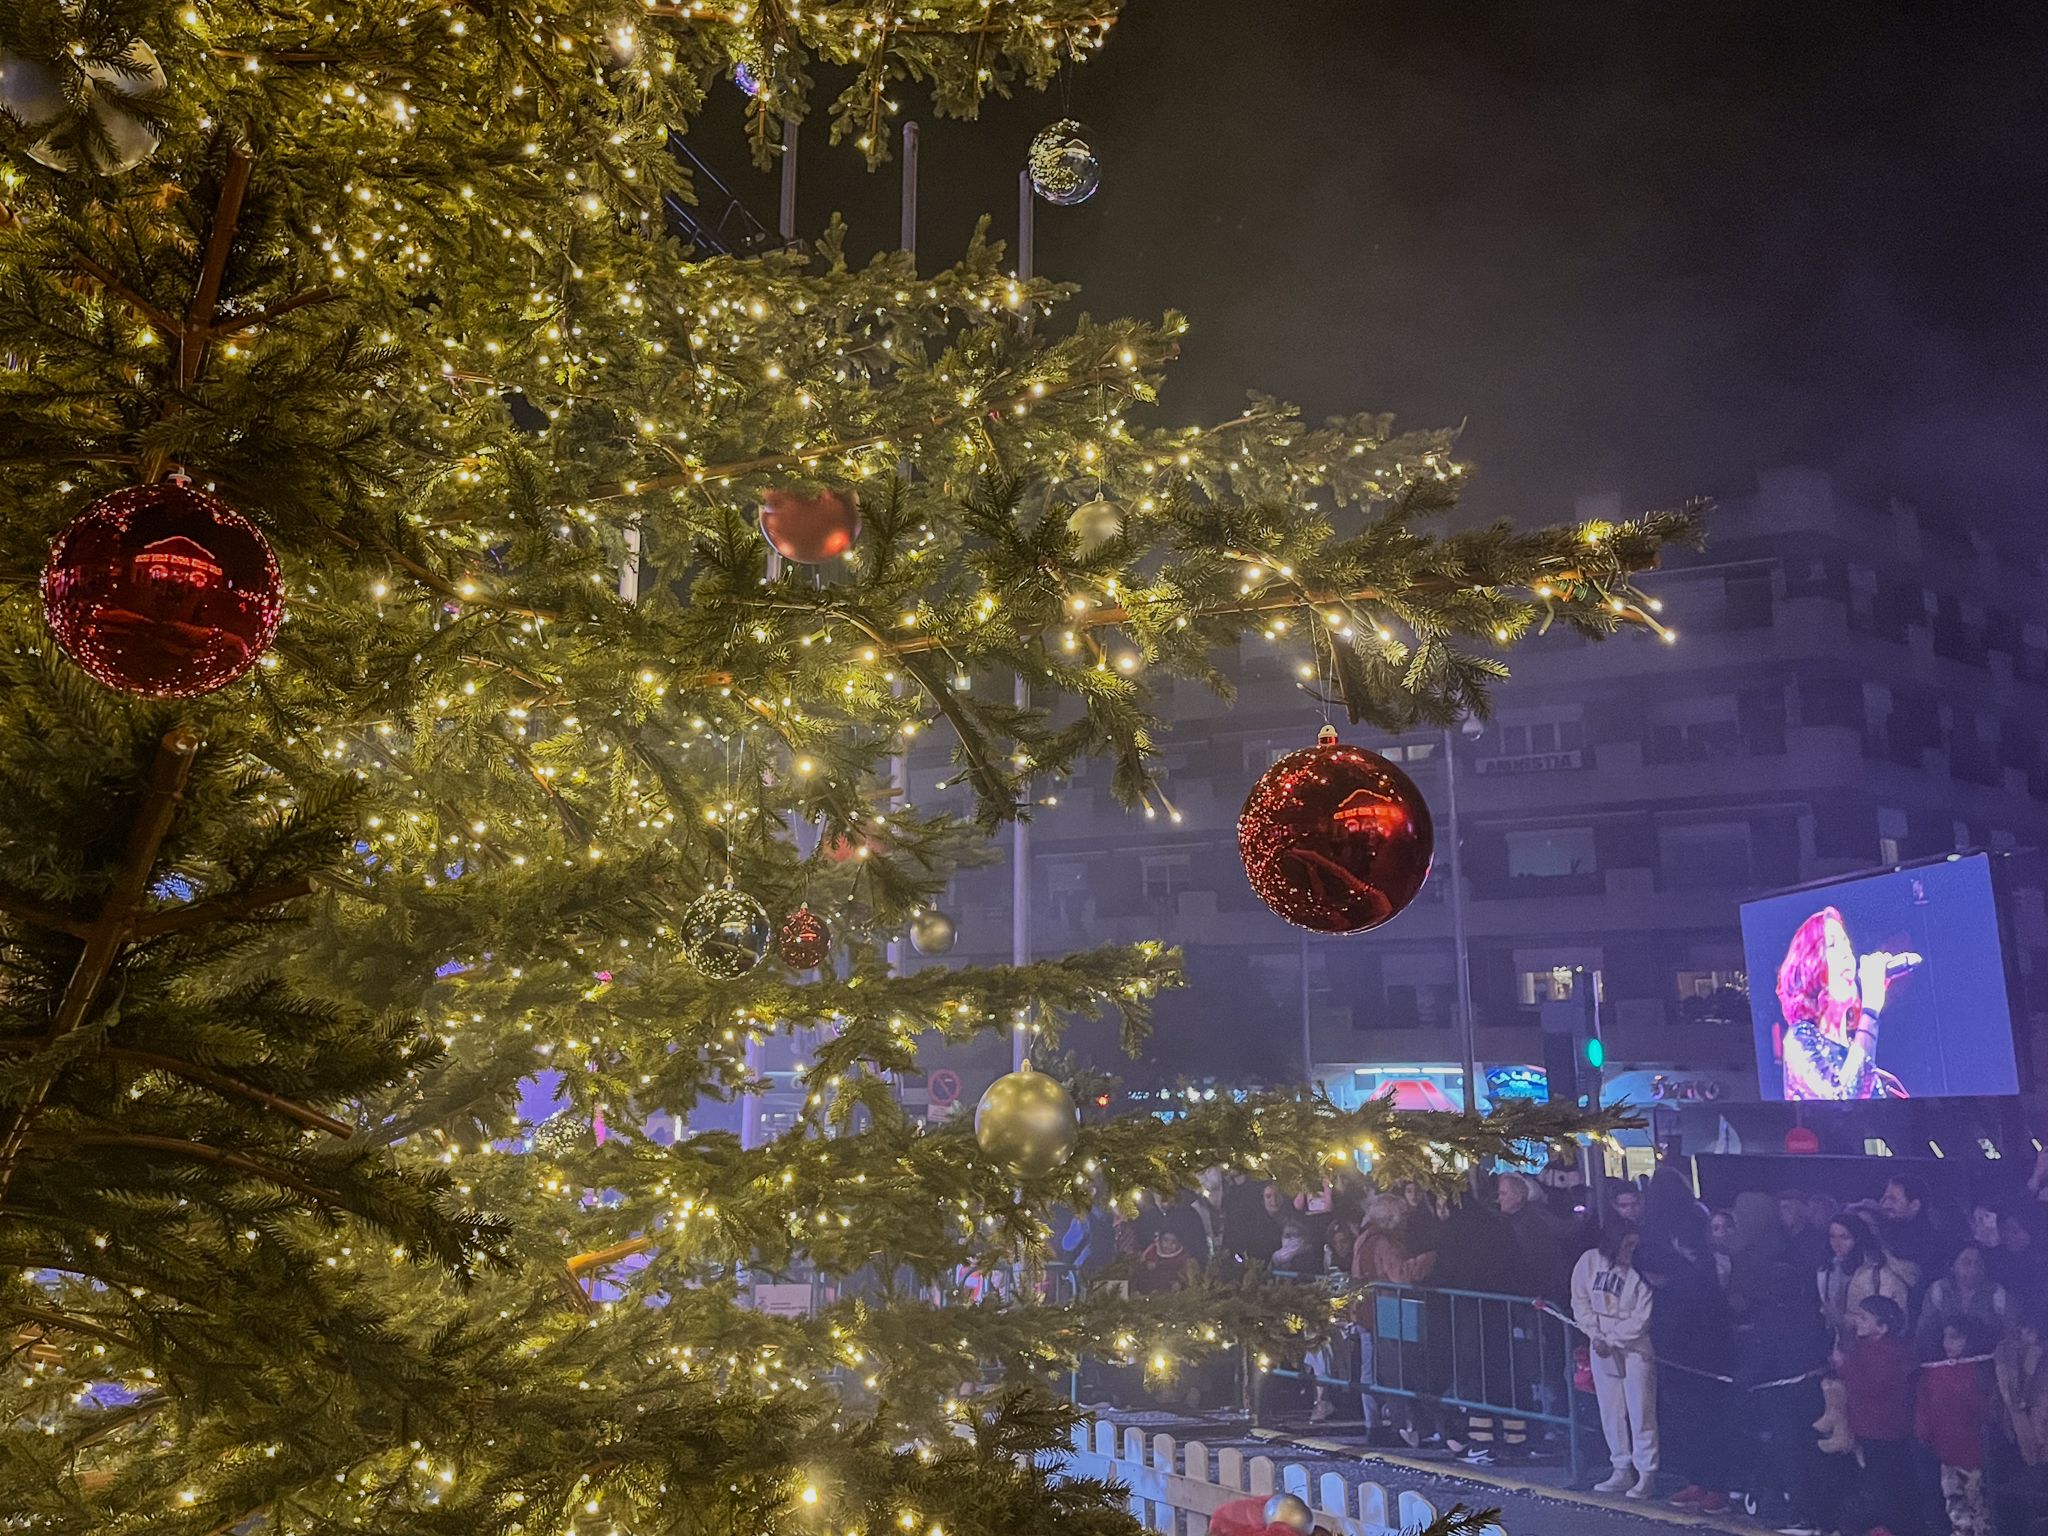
{"left": 1585, "top": 1037, "right": 1605, "bottom": 1070}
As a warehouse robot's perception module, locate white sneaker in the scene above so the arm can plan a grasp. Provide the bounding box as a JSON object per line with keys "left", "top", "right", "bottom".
{"left": 1625, "top": 1473, "right": 1657, "bottom": 1500}
{"left": 1593, "top": 1469, "right": 1633, "bottom": 1493}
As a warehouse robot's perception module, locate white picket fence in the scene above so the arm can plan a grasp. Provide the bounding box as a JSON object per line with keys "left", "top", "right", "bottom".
{"left": 1057, "top": 1416, "right": 1480, "bottom": 1536}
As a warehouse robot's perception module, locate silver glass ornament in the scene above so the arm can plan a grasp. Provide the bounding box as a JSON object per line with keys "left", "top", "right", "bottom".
{"left": 680, "top": 883, "right": 772, "bottom": 979}
{"left": 1027, "top": 118, "right": 1101, "bottom": 207}
{"left": 0, "top": 41, "right": 164, "bottom": 176}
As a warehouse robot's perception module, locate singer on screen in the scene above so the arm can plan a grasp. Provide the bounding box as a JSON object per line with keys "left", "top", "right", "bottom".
{"left": 1777, "top": 906, "right": 1920, "bottom": 1100}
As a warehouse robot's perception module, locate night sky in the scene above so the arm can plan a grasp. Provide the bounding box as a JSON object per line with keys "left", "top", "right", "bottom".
{"left": 693, "top": 1, "right": 2048, "bottom": 530}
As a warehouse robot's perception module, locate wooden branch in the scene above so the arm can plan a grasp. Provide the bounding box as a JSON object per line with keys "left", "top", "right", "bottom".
{"left": 0, "top": 728, "right": 200, "bottom": 1208}
{"left": 208, "top": 287, "right": 339, "bottom": 339}
{"left": 102, "top": 1048, "right": 350, "bottom": 1139}
{"left": 10, "top": 1306, "right": 135, "bottom": 1352}
{"left": 566, "top": 1235, "right": 653, "bottom": 1275}
{"left": 128, "top": 876, "right": 313, "bottom": 938}
{"left": 178, "top": 147, "right": 254, "bottom": 392}
{"left": 0, "top": 887, "right": 88, "bottom": 938}
{"left": 62, "top": 252, "right": 182, "bottom": 336}
{"left": 62, "top": 1393, "right": 164, "bottom": 1454}
{"left": 27, "top": 1132, "right": 338, "bottom": 1205}
{"left": 638, "top": 3, "right": 1118, "bottom": 32}
{"left": 0, "top": 1043, "right": 355, "bottom": 1141}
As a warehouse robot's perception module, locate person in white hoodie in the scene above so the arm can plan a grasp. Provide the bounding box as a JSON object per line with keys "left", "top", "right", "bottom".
{"left": 1571, "top": 1222, "right": 1658, "bottom": 1498}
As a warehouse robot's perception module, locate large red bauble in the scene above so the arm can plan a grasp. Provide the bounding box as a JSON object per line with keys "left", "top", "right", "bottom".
{"left": 778, "top": 903, "right": 831, "bottom": 970}
{"left": 42, "top": 481, "right": 284, "bottom": 698}
{"left": 759, "top": 486, "right": 860, "bottom": 564}
{"left": 1238, "top": 725, "right": 1433, "bottom": 933}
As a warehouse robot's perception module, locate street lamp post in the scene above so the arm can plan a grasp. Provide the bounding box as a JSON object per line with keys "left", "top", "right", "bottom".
{"left": 1445, "top": 718, "right": 1484, "bottom": 1113}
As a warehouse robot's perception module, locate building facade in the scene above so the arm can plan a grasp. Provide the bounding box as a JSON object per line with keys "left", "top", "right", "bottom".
{"left": 919, "top": 467, "right": 2048, "bottom": 1116}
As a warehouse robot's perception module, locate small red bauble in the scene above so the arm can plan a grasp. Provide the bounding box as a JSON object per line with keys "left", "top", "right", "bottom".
{"left": 1238, "top": 725, "right": 1433, "bottom": 933}
{"left": 778, "top": 903, "right": 831, "bottom": 970}
{"left": 759, "top": 486, "right": 860, "bottom": 565}
{"left": 42, "top": 480, "right": 284, "bottom": 698}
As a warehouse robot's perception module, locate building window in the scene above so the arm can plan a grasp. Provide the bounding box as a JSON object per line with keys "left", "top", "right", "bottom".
{"left": 1047, "top": 858, "right": 1090, "bottom": 899}
{"left": 1647, "top": 696, "right": 1741, "bottom": 763}
{"left": 1656, "top": 819, "right": 1754, "bottom": 890}
{"left": 1142, "top": 854, "right": 1190, "bottom": 903}
{"left": 1518, "top": 965, "right": 1601, "bottom": 1005}
{"left": 1506, "top": 827, "right": 1597, "bottom": 879}
{"left": 1878, "top": 806, "right": 1907, "bottom": 866}
{"left": 1495, "top": 717, "right": 1585, "bottom": 756}
{"left": 1677, "top": 970, "right": 1750, "bottom": 1026}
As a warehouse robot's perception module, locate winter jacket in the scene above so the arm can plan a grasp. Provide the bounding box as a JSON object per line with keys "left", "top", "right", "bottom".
{"left": 1995, "top": 1338, "right": 2048, "bottom": 1466}
{"left": 1818, "top": 1258, "right": 1909, "bottom": 1336}
{"left": 1916, "top": 1358, "right": 1992, "bottom": 1471}
{"left": 1352, "top": 1227, "right": 1433, "bottom": 1286}
{"left": 1644, "top": 1246, "right": 1734, "bottom": 1372}
{"left": 1571, "top": 1249, "right": 1654, "bottom": 1357}
{"left": 1914, "top": 1278, "right": 2008, "bottom": 1356}
{"left": 1507, "top": 1200, "right": 1579, "bottom": 1304}
{"left": 1841, "top": 1332, "right": 1917, "bottom": 1443}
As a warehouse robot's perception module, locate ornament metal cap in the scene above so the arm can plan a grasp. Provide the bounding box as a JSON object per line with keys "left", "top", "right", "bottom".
{"left": 1317, "top": 724, "right": 1338, "bottom": 746}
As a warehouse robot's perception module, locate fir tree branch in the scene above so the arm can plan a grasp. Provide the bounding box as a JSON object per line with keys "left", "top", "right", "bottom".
{"left": 177, "top": 147, "right": 255, "bottom": 393}
{"left": 0, "top": 1040, "right": 354, "bottom": 1139}
{"left": 128, "top": 877, "right": 315, "bottom": 938}
{"left": 0, "top": 728, "right": 201, "bottom": 1209}
{"left": 23, "top": 1133, "right": 343, "bottom": 1206}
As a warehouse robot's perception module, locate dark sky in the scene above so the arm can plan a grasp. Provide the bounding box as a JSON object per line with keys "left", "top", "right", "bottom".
{"left": 694, "top": 2, "right": 2048, "bottom": 528}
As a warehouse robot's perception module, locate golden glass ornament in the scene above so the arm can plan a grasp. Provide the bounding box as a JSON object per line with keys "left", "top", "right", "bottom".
{"left": 1067, "top": 498, "right": 1123, "bottom": 556}
{"left": 973, "top": 1064, "right": 1079, "bottom": 1179}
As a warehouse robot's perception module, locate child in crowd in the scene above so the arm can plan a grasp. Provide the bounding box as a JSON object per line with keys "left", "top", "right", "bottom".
{"left": 1841, "top": 1295, "right": 1919, "bottom": 1536}
{"left": 1132, "top": 1229, "right": 1193, "bottom": 1294}
{"left": 1915, "top": 1319, "right": 1992, "bottom": 1536}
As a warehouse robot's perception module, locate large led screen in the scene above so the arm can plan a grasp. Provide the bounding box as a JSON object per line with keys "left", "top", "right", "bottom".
{"left": 1741, "top": 854, "right": 2018, "bottom": 1100}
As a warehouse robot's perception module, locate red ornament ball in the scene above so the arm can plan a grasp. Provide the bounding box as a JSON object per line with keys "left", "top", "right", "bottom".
{"left": 1238, "top": 725, "right": 1433, "bottom": 933}
{"left": 759, "top": 486, "right": 860, "bottom": 565}
{"left": 778, "top": 903, "right": 832, "bottom": 970}
{"left": 42, "top": 481, "right": 283, "bottom": 698}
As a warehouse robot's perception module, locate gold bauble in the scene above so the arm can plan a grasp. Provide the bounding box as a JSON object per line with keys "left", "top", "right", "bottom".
{"left": 1264, "top": 1495, "right": 1314, "bottom": 1534}
{"left": 973, "top": 1065, "right": 1079, "bottom": 1180}
{"left": 1066, "top": 498, "right": 1124, "bottom": 557}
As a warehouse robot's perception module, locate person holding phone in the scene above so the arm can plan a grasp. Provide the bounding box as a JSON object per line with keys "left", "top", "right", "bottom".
{"left": 1776, "top": 906, "right": 1919, "bottom": 1100}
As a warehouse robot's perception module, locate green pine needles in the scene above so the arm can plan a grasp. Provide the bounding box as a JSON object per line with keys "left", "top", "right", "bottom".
{"left": 0, "top": 4, "right": 1687, "bottom": 1533}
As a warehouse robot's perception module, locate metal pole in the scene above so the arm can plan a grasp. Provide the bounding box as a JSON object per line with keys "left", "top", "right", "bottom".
{"left": 900, "top": 122, "right": 920, "bottom": 258}
{"left": 1010, "top": 170, "right": 1035, "bottom": 1075}
{"left": 1445, "top": 727, "right": 1479, "bottom": 1113}
{"left": 1017, "top": 169, "right": 1035, "bottom": 284}
{"left": 1011, "top": 674, "right": 1031, "bottom": 1072}
{"left": 1299, "top": 929, "right": 1315, "bottom": 1087}
{"left": 778, "top": 117, "right": 798, "bottom": 242}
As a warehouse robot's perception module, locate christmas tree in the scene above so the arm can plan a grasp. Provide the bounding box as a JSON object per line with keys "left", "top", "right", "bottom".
{"left": 0, "top": 4, "right": 1695, "bottom": 1532}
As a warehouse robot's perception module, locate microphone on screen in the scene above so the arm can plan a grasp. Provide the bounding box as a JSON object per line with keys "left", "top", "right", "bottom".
{"left": 1880, "top": 951, "right": 1924, "bottom": 978}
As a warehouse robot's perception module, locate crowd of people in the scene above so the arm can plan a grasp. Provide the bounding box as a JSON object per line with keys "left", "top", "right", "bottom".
{"left": 1051, "top": 1157, "right": 2048, "bottom": 1536}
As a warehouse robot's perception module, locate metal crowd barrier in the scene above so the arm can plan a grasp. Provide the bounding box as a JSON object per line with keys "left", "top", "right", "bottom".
{"left": 1357, "top": 1282, "right": 1584, "bottom": 1478}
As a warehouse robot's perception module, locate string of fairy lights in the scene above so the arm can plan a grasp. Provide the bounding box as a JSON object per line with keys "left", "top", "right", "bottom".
{"left": 0, "top": 3, "right": 1678, "bottom": 1530}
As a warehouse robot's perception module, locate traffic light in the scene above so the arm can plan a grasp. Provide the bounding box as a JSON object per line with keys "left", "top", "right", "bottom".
{"left": 1585, "top": 1035, "right": 1605, "bottom": 1071}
